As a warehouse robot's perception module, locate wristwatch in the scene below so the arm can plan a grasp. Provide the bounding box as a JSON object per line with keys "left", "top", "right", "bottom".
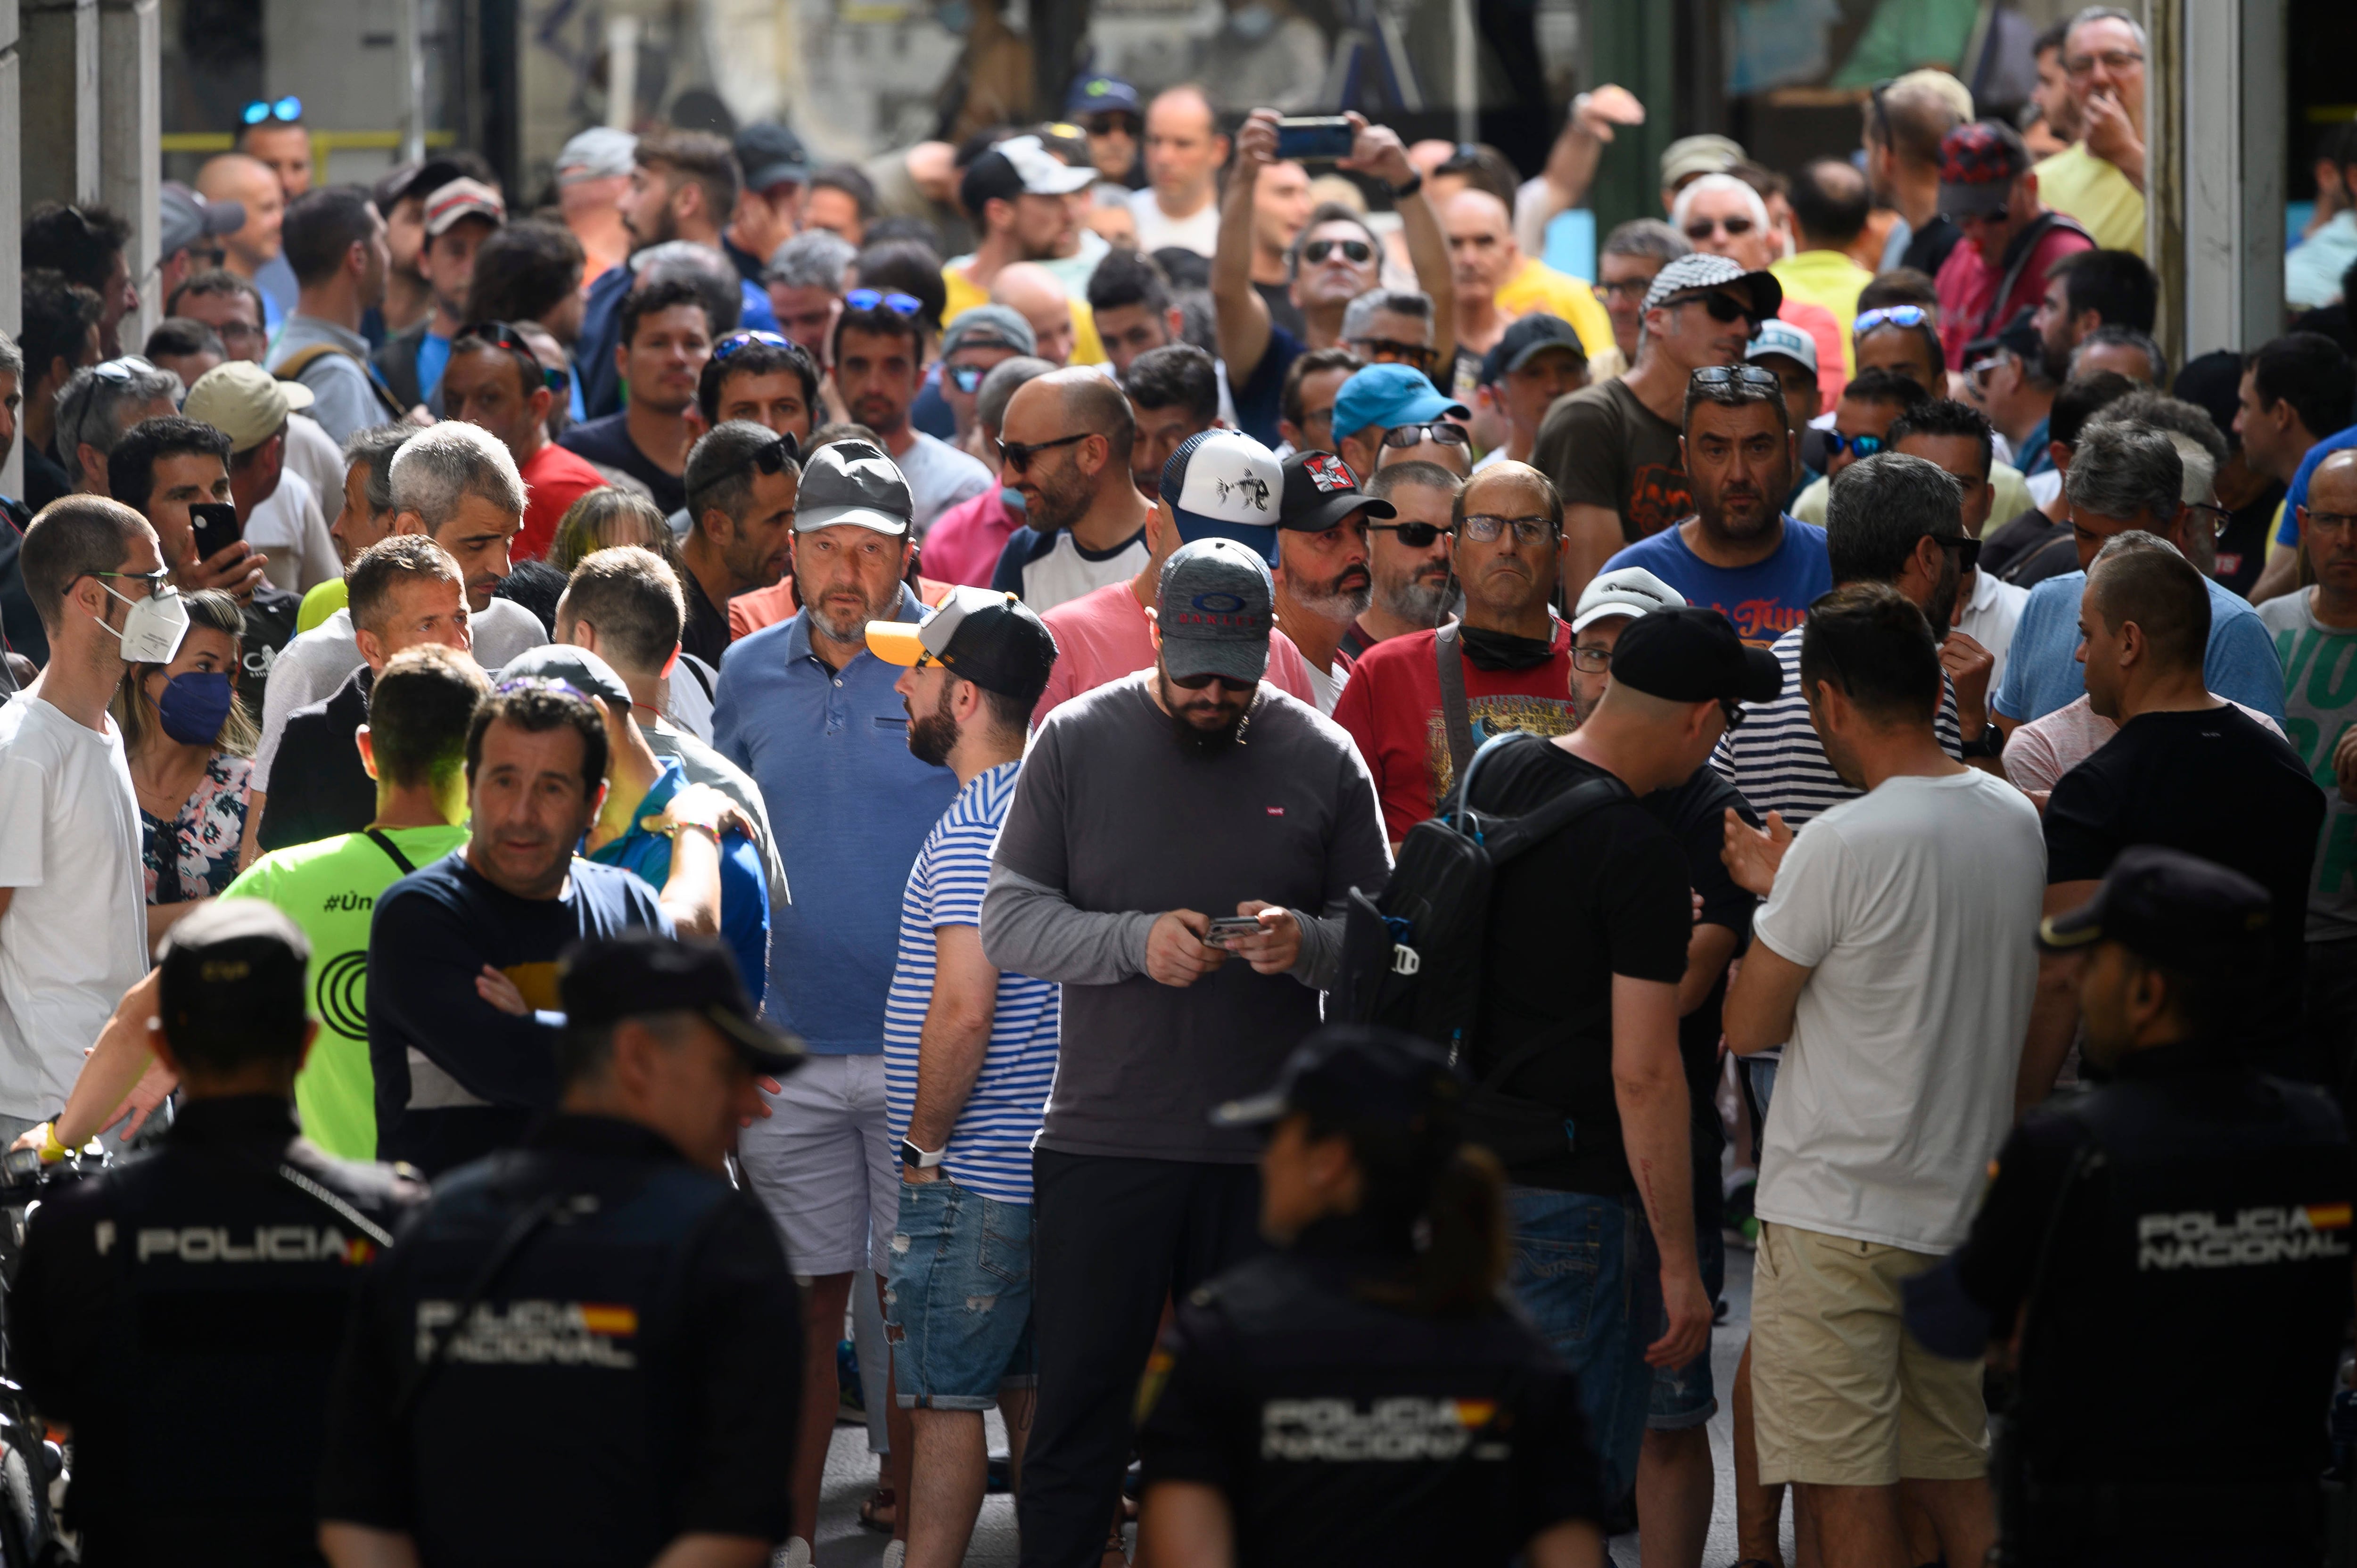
{"left": 1959, "top": 724, "right": 2004, "bottom": 759}
{"left": 899, "top": 1139, "right": 945, "bottom": 1170}
{"left": 1389, "top": 172, "right": 1423, "bottom": 200}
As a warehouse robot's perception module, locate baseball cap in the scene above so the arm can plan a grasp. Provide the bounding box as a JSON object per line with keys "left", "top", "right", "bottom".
{"left": 1659, "top": 133, "right": 1746, "bottom": 190}
{"left": 1157, "top": 537, "right": 1274, "bottom": 687}
{"left": 2037, "top": 845, "right": 2273, "bottom": 977}
{"left": 1331, "top": 363, "right": 1468, "bottom": 445}
{"left": 560, "top": 930, "right": 806, "bottom": 1075}
{"left": 1480, "top": 313, "right": 1587, "bottom": 386}
{"left": 159, "top": 182, "right": 244, "bottom": 259}
{"left": 1067, "top": 74, "right": 1143, "bottom": 119}
{"left": 1278, "top": 451, "right": 1395, "bottom": 533}
{"left": 1938, "top": 121, "right": 2033, "bottom": 220}
{"left": 736, "top": 123, "right": 811, "bottom": 194}
{"left": 1165, "top": 430, "right": 1284, "bottom": 564}
{"left": 184, "top": 361, "right": 314, "bottom": 453}
{"left": 1210, "top": 1023, "right": 1462, "bottom": 1138}
{"left": 1571, "top": 566, "right": 1687, "bottom": 633}
{"left": 378, "top": 157, "right": 470, "bottom": 213}
{"left": 961, "top": 134, "right": 1098, "bottom": 214}
{"left": 424, "top": 178, "right": 505, "bottom": 238}
{"left": 1607, "top": 605, "right": 1782, "bottom": 705}
{"left": 1746, "top": 319, "right": 1819, "bottom": 377}
{"left": 556, "top": 128, "right": 636, "bottom": 185}
{"left": 796, "top": 439, "right": 913, "bottom": 534}
{"left": 865, "top": 585, "right": 1060, "bottom": 706}
{"left": 1642, "top": 252, "right": 1783, "bottom": 323}
{"left": 497, "top": 643, "right": 632, "bottom": 709}
{"left": 940, "top": 304, "right": 1037, "bottom": 359}
{"left": 157, "top": 899, "right": 311, "bottom": 1062}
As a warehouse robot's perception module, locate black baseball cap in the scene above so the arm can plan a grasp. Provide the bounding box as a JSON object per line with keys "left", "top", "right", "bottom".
{"left": 157, "top": 899, "right": 311, "bottom": 1060}
{"left": 560, "top": 931, "right": 806, "bottom": 1074}
{"left": 1277, "top": 450, "right": 1395, "bottom": 533}
{"left": 1609, "top": 605, "right": 1782, "bottom": 705}
{"left": 1480, "top": 313, "right": 1587, "bottom": 386}
{"left": 865, "top": 585, "right": 1061, "bottom": 706}
{"left": 736, "top": 123, "right": 811, "bottom": 194}
{"left": 2037, "top": 845, "right": 2272, "bottom": 977}
{"left": 1211, "top": 1024, "right": 1462, "bottom": 1138}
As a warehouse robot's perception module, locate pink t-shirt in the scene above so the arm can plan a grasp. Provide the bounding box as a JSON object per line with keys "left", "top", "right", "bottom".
{"left": 1033, "top": 578, "right": 1320, "bottom": 723}
{"left": 2004, "top": 694, "right": 2287, "bottom": 796}
{"left": 923, "top": 488, "right": 1021, "bottom": 588}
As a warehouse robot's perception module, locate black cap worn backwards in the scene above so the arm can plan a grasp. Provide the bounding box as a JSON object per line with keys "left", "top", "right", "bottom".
{"left": 2037, "top": 844, "right": 2273, "bottom": 978}
{"left": 864, "top": 584, "right": 1061, "bottom": 706}
{"left": 560, "top": 931, "right": 807, "bottom": 1075}
{"left": 1608, "top": 605, "right": 1783, "bottom": 705}
{"left": 1277, "top": 450, "right": 1395, "bottom": 533}
{"left": 1211, "top": 1024, "right": 1462, "bottom": 1138}
{"left": 157, "top": 899, "right": 312, "bottom": 1059}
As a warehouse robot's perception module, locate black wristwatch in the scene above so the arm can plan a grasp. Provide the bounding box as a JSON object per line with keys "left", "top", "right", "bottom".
{"left": 1389, "top": 172, "right": 1423, "bottom": 200}
{"left": 899, "top": 1139, "right": 945, "bottom": 1170}
{"left": 1959, "top": 724, "right": 2003, "bottom": 759}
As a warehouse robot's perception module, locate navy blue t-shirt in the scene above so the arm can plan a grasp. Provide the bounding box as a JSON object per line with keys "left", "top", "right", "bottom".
{"left": 1230, "top": 324, "right": 1305, "bottom": 449}
{"left": 559, "top": 413, "right": 688, "bottom": 516}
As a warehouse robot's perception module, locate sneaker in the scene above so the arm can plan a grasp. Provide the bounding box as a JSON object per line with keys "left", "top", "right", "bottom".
{"left": 882, "top": 1543, "right": 907, "bottom": 1568}
{"left": 771, "top": 1538, "right": 812, "bottom": 1568}
{"left": 1722, "top": 1175, "right": 1759, "bottom": 1249}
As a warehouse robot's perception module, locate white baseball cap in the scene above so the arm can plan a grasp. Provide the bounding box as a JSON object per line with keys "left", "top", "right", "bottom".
{"left": 1164, "top": 429, "right": 1285, "bottom": 565}
{"left": 1571, "top": 566, "right": 1687, "bottom": 633}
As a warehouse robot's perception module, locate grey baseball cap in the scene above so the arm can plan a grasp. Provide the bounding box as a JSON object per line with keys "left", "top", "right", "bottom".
{"left": 797, "top": 439, "right": 913, "bottom": 535}
{"left": 557, "top": 127, "right": 636, "bottom": 185}
{"left": 160, "top": 182, "right": 245, "bottom": 258}
{"left": 940, "top": 304, "right": 1037, "bottom": 358}
{"left": 1156, "top": 538, "right": 1274, "bottom": 688}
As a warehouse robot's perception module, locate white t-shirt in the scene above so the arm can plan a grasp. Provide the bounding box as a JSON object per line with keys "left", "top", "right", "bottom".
{"left": 1129, "top": 187, "right": 1221, "bottom": 258}
{"left": 1956, "top": 567, "right": 2030, "bottom": 687}
{"left": 0, "top": 697, "right": 150, "bottom": 1118}
{"left": 1752, "top": 769, "right": 2045, "bottom": 1253}
{"left": 246, "top": 466, "right": 342, "bottom": 595}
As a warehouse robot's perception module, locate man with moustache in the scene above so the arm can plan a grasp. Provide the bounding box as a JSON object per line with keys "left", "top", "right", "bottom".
{"left": 1600, "top": 365, "right": 1832, "bottom": 646}
{"left": 990, "top": 369, "right": 1154, "bottom": 612}
{"left": 1272, "top": 451, "right": 1390, "bottom": 711}
{"left": 981, "top": 536, "right": 1391, "bottom": 1568}
{"left": 1340, "top": 461, "right": 1460, "bottom": 660}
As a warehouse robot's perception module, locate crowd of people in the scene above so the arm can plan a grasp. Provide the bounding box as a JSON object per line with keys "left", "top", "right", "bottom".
{"left": 0, "top": 5, "right": 2352, "bottom": 1565}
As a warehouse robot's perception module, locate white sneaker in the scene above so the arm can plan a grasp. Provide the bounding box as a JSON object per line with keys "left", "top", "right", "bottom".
{"left": 881, "top": 1543, "right": 907, "bottom": 1568}
{"left": 771, "top": 1538, "right": 813, "bottom": 1568}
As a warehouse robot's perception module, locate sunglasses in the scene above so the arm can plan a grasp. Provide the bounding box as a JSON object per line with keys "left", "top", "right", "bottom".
{"left": 1165, "top": 670, "right": 1259, "bottom": 692}
{"left": 1592, "top": 278, "right": 1653, "bottom": 302}
{"left": 1380, "top": 422, "right": 1471, "bottom": 450}
{"left": 1824, "top": 431, "right": 1886, "bottom": 460}
{"left": 844, "top": 288, "right": 924, "bottom": 318}
{"left": 1086, "top": 113, "right": 1140, "bottom": 137}
{"left": 1368, "top": 521, "right": 1446, "bottom": 549}
{"left": 1302, "top": 237, "right": 1376, "bottom": 266}
{"left": 458, "top": 321, "right": 569, "bottom": 395}
{"left": 1684, "top": 215, "right": 1755, "bottom": 240}
{"left": 1690, "top": 364, "right": 1781, "bottom": 392}
{"left": 1933, "top": 534, "right": 1983, "bottom": 570}
{"left": 1689, "top": 292, "right": 1759, "bottom": 326}
{"left": 241, "top": 96, "right": 303, "bottom": 126}
{"left": 1459, "top": 513, "right": 1557, "bottom": 546}
{"left": 1854, "top": 305, "right": 1931, "bottom": 335}
{"left": 997, "top": 431, "right": 1092, "bottom": 472}
{"left": 719, "top": 431, "right": 800, "bottom": 483}
{"left": 1352, "top": 338, "right": 1435, "bottom": 369}
{"left": 948, "top": 363, "right": 986, "bottom": 395}
{"left": 1720, "top": 698, "right": 1748, "bottom": 732}
{"left": 713, "top": 328, "right": 792, "bottom": 361}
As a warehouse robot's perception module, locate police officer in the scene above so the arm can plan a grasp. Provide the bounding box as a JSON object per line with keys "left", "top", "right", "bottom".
{"left": 1132, "top": 1024, "right": 1610, "bottom": 1568}
{"left": 10, "top": 900, "right": 426, "bottom": 1567}
{"left": 317, "top": 931, "right": 805, "bottom": 1568}
{"left": 1903, "top": 846, "right": 2356, "bottom": 1568}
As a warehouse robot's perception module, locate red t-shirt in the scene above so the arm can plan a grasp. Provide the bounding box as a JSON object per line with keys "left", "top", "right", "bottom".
{"left": 513, "top": 441, "right": 612, "bottom": 563}
{"left": 1329, "top": 621, "right": 1576, "bottom": 843}
{"left": 1935, "top": 220, "right": 2094, "bottom": 367}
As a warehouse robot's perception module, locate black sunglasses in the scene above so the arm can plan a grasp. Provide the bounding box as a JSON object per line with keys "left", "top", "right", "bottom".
{"left": 458, "top": 321, "right": 568, "bottom": 395}
{"left": 1368, "top": 521, "right": 1446, "bottom": 549}
{"left": 1696, "top": 292, "right": 1758, "bottom": 325}
{"left": 1720, "top": 698, "right": 1748, "bottom": 732}
{"left": 997, "top": 431, "right": 1092, "bottom": 472}
{"left": 1934, "top": 534, "right": 1983, "bottom": 570}
{"left": 1166, "top": 670, "right": 1259, "bottom": 691}
{"left": 1690, "top": 364, "right": 1781, "bottom": 392}
{"left": 719, "top": 431, "right": 800, "bottom": 483}
{"left": 1303, "top": 237, "right": 1375, "bottom": 265}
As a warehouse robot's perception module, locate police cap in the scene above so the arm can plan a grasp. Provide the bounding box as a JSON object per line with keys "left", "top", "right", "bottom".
{"left": 2037, "top": 844, "right": 2271, "bottom": 978}
{"left": 157, "top": 899, "right": 312, "bottom": 1061}
{"left": 1211, "top": 1023, "right": 1460, "bottom": 1138}
{"left": 560, "top": 932, "right": 807, "bottom": 1075}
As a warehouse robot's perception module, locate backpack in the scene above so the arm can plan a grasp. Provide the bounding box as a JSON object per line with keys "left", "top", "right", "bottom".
{"left": 1335, "top": 731, "right": 1629, "bottom": 1158}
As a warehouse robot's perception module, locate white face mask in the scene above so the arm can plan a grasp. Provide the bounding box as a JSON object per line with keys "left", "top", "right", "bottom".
{"left": 94, "top": 577, "right": 190, "bottom": 665}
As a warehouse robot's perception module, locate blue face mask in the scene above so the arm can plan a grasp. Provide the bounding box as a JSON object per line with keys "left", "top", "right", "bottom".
{"left": 155, "top": 670, "right": 235, "bottom": 747}
{"left": 1000, "top": 485, "right": 1028, "bottom": 514}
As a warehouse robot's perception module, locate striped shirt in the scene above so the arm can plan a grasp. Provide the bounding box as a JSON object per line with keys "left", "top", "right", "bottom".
{"left": 883, "top": 760, "right": 1060, "bottom": 1204}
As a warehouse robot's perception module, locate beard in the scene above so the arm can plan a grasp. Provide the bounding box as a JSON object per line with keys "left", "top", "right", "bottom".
{"left": 1024, "top": 461, "right": 1091, "bottom": 535}
{"left": 809, "top": 579, "right": 897, "bottom": 644}
{"left": 1923, "top": 549, "right": 1961, "bottom": 637}
{"left": 1696, "top": 482, "right": 1781, "bottom": 543}
{"left": 1288, "top": 562, "right": 1371, "bottom": 626}
{"left": 1376, "top": 565, "right": 1451, "bottom": 627}
{"left": 908, "top": 679, "right": 959, "bottom": 766}
{"left": 1155, "top": 667, "right": 1252, "bottom": 756}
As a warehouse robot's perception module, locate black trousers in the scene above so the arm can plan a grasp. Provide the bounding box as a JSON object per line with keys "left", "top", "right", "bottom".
{"left": 1016, "top": 1149, "right": 1264, "bottom": 1568}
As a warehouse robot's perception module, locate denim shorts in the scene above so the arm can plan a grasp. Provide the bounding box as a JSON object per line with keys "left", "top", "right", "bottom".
{"left": 1505, "top": 1188, "right": 1661, "bottom": 1502}
{"left": 1647, "top": 1215, "right": 1726, "bottom": 1430}
{"left": 885, "top": 1175, "right": 1036, "bottom": 1410}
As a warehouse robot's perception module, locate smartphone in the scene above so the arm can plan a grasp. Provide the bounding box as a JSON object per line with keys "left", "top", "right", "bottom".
{"left": 189, "top": 501, "right": 241, "bottom": 564}
{"left": 1204, "top": 915, "right": 1265, "bottom": 948}
{"left": 1275, "top": 116, "right": 1355, "bottom": 164}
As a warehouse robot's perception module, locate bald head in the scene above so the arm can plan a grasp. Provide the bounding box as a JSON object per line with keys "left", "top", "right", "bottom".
{"left": 1790, "top": 158, "right": 1870, "bottom": 251}
{"left": 1148, "top": 85, "right": 1216, "bottom": 138}
{"left": 990, "top": 263, "right": 1078, "bottom": 366}
{"left": 196, "top": 153, "right": 286, "bottom": 272}
{"left": 1007, "top": 367, "right": 1137, "bottom": 467}
{"left": 1143, "top": 85, "right": 1228, "bottom": 212}
{"left": 1444, "top": 189, "right": 1517, "bottom": 304}
{"left": 2312, "top": 448, "right": 2357, "bottom": 509}
{"left": 1459, "top": 460, "right": 1561, "bottom": 525}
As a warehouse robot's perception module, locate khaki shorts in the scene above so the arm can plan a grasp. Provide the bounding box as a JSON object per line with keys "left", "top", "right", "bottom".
{"left": 1751, "top": 1221, "right": 1988, "bottom": 1487}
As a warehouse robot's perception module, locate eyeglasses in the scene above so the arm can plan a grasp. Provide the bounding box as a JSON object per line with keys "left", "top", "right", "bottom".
{"left": 85, "top": 568, "right": 169, "bottom": 594}
{"left": 712, "top": 329, "right": 792, "bottom": 361}
{"left": 1571, "top": 646, "right": 1611, "bottom": 673}
{"left": 1854, "top": 305, "right": 1931, "bottom": 336}
{"left": 718, "top": 431, "right": 800, "bottom": 484}
{"left": 1381, "top": 422, "right": 1471, "bottom": 450}
{"left": 1459, "top": 513, "right": 1557, "bottom": 546}
{"left": 997, "top": 431, "right": 1092, "bottom": 472}
{"left": 2064, "top": 49, "right": 2143, "bottom": 76}
{"left": 1690, "top": 364, "right": 1781, "bottom": 392}
{"left": 1592, "top": 278, "right": 1653, "bottom": 302}
{"left": 1302, "top": 237, "right": 1376, "bottom": 266}
{"left": 457, "top": 321, "right": 569, "bottom": 396}
{"left": 2187, "top": 501, "right": 2232, "bottom": 540}
{"left": 2306, "top": 511, "right": 2357, "bottom": 537}
{"left": 1352, "top": 338, "right": 1435, "bottom": 370}
{"left": 1165, "top": 670, "right": 1259, "bottom": 692}
{"left": 1684, "top": 215, "right": 1755, "bottom": 241}
{"left": 844, "top": 288, "right": 924, "bottom": 318}
{"left": 1823, "top": 431, "right": 1886, "bottom": 460}
{"left": 1720, "top": 698, "right": 1748, "bottom": 732}
{"left": 948, "top": 363, "right": 986, "bottom": 395}
{"left": 1368, "top": 521, "right": 1446, "bottom": 549}
{"left": 240, "top": 96, "right": 303, "bottom": 126}
{"left": 1933, "top": 534, "right": 1983, "bottom": 570}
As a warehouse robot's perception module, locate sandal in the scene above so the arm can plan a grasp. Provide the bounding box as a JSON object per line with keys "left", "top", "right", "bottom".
{"left": 857, "top": 1485, "right": 896, "bottom": 1534}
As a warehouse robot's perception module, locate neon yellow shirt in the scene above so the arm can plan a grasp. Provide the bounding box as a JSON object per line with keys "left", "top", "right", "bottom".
{"left": 1770, "top": 249, "right": 1876, "bottom": 379}
{"left": 2032, "top": 142, "right": 2145, "bottom": 255}
{"left": 941, "top": 266, "right": 1107, "bottom": 365}
{"left": 1494, "top": 258, "right": 1618, "bottom": 366}
{"left": 297, "top": 576, "right": 348, "bottom": 634}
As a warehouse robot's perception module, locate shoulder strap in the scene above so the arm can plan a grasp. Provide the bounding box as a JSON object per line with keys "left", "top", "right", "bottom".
{"left": 275, "top": 342, "right": 408, "bottom": 419}
{"left": 1434, "top": 623, "right": 1474, "bottom": 788}
{"left": 391, "top": 1183, "right": 571, "bottom": 1423}
{"left": 364, "top": 827, "right": 419, "bottom": 877}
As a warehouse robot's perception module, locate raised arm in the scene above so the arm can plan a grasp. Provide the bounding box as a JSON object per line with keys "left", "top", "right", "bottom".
{"left": 1213, "top": 111, "right": 1281, "bottom": 393}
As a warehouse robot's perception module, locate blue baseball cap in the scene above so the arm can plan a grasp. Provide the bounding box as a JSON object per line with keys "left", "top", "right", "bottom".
{"left": 1067, "top": 74, "right": 1143, "bottom": 118}
{"left": 1332, "top": 363, "right": 1470, "bottom": 446}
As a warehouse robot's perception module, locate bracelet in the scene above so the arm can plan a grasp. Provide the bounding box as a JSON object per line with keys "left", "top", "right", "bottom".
{"left": 36, "top": 1121, "right": 71, "bottom": 1163}
{"left": 1389, "top": 172, "right": 1423, "bottom": 200}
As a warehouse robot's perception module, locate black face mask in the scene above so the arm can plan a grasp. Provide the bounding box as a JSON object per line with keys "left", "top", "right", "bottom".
{"left": 1458, "top": 622, "right": 1559, "bottom": 671}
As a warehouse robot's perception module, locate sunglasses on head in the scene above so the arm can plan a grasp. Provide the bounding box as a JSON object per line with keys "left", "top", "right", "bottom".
{"left": 1369, "top": 521, "right": 1446, "bottom": 549}
{"left": 712, "top": 328, "right": 792, "bottom": 362}
{"left": 1381, "top": 422, "right": 1471, "bottom": 449}
{"left": 844, "top": 288, "right": 924, "bottom": 318}
{"left": 997, "top": 431, "right": 1092, "bottom": 473}
{"left": 1689, "top": 364, "right": 1781, "bottom": 392}
{"left": 1302, "top": 237, "right": 1375, "bottom": 266}
{"left": 458, "top": 321, "right": 569, "bottom": 396}
{"left": 241, "top": 96, "right": 303, "bottom": 126}
{"left": 1165, "top": 670, "right": 1259, "bottom": 692}
{"left": 1684, "top": 215, "right": 1755, "bottom": 240}
{"left": 719, "top": 431, "right": 800, "bottom": 484}
{"left": 1854, "top": 305, "right": 1931, "bottom": 335}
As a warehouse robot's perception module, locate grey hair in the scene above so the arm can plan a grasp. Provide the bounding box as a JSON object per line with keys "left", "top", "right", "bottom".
{"left": 977, "top": 355, "right": 1055, "bottom": 435}
{"left": 2087, "top": 388, "right": 2225, "bottom": 471}
{"left": 2163, "top": 435, "right": 2216, "bottom": 507}
{"left": 2067, "top": 5, "right": 2147, "bottom": 52}
{"left": 2070, "top": 323, "right": 2169, "bottom": 387}
{"left": 56, "top": 359, "right": 185, "bottom": 458}
{"left": 1601, "top": 218, "right": 1692, "bottom": 266}
{"left": 0, "top": 328, "right": 22, "bottom": 379}
{"left": 1341, "top": 289, "right": 1434, "bottom": 346}
{"left": 387, "top": 420, "right": 527, "bottom": 526}
{"left": 1670, "top": 173, "right": 1771, "bottom": 234}
{"left": 768, "top": 229, "right": 856, "bottom": 291}
{"left": 1825, "top": 451, "right": 1965, "bottom": 585}
{"left": 343, "top": 424, "right": 414, "bottom": 518}
{"left": 2064, "top": 420, "right": 2184, "bottom": 524}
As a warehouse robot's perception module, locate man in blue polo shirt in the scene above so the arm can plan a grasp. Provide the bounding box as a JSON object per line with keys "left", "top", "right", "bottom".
{"left": 713, "top": 439, "right": 957, "bottom": 1563}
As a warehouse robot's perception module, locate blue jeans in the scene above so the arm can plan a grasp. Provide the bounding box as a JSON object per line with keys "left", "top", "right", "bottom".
{"left": 1505, "top": 1188, "right": 1662, "bottom": 1502}
{"left": 886, "top": 1176, "right": 1036, "bottom": 1410}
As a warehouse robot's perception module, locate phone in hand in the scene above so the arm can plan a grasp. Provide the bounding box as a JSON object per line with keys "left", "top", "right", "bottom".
{"left": 1275, "top": 116, "right": 1355, "bottom": 164}
{"left": 1204, "top": 914, "right": 1266, "bottom": 949}
{"left": 188, "top": 502, "right": 241, "bottom": 565}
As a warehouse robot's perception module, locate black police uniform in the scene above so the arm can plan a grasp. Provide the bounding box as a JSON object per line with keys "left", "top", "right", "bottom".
{"left": 1134, "top": 1210, "right": 1607, "bottom": 1568}
{"left": 1910, "top": 1045, "right": 2355, "bottom": 1566}
{"left": 317, "top": 1114, "right": 802, "bottom": 1566}
{"left": 11, "top": 1095, "right": 427, "bottom": 1567}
